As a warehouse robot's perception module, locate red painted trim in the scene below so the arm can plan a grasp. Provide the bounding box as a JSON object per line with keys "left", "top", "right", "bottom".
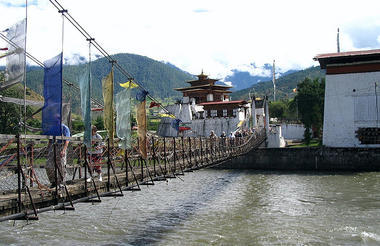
{"left": 326, "top": 63, "right": 380, "bottom": 75}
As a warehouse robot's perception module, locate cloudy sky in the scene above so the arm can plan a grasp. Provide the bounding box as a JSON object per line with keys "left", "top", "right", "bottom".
{"left": 1, "top": 0, "right": 380, "bottom": 79}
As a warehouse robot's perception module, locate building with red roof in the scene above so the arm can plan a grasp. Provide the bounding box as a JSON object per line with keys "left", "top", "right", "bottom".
{"left": 157, "top": 71, "right": 261, "bottom": 137}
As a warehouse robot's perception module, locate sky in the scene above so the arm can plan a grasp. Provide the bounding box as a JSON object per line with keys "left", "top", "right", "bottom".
{"left": 1, "top": 0, "right": 380, "bottom": 80}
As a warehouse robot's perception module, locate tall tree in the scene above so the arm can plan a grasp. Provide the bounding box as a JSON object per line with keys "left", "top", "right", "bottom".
{"left": 269, "top": 100, "right": 287, "bottom": 120}
{"left": 294, "top": 77, "right": 325, "bottom": 144}
{"left": 0, "top": 90, "right": 23, "bottom": 134}
{"left": 0, "top": 72, "right": 36, "bottom": 134}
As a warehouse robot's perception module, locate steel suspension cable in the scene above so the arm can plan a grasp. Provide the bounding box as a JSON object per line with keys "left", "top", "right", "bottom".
{"left": 0, "top": 32, "right": 104, "bottom": 108}
{"left": 48, "top": 0, "right": 174, "bottom": 116}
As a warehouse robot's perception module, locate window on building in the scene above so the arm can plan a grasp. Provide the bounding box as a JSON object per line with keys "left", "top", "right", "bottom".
{"left": 204, "top": 110, "right": 208, "bottom": 118}
{"left": 233, "top": 109, "right": 237, "bottom": 117}
{"left": 210, "top": 110, "right": 217, "bottom": 117}
{"left": 354, "top": 95, "right": 380, "bottom": 123}
{"left": 207, "top": 94, "right": 214, "bottom": 102}
{"left": 356, "top": 127, "right": 380, "bottom": 144}
{"left": 223, "top": 109, "right": 227, "bottom": 117}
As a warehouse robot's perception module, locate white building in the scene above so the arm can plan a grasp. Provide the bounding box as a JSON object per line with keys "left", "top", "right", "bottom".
{"left": 157, "top": 72, "right": 255, "bottom": 137}
{"left": 314, "top": 49, "right": 380, "bottom": 147}
{"left": 157, "top": 71, "right": 287, "bottom": 147}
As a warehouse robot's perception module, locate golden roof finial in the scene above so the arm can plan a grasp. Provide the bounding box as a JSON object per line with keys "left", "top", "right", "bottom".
{"left": 197, "top": 69, "right": 208, "bottom": 80}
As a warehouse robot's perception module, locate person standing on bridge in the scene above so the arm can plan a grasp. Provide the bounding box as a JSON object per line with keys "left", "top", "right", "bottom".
{"left": 220, "top": 131, "right": 226, "bottom": 151}
{"left": 46, "top": 123, "right": 70, "bottom": 188}
{"left": 209, "top": 130, "right": 216, "bottom": 154}
{"left": 87, "top": 125, "right": 105, "bottom": 182}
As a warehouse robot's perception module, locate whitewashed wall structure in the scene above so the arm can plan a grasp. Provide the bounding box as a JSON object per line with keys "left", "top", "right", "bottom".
{"left": 315, "top": 49, "right": 380, "bottom": 147}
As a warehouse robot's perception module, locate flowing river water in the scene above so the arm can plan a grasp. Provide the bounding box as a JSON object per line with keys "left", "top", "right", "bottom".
{"left": 1, "top": 168, "right": 380, "bottom": 245}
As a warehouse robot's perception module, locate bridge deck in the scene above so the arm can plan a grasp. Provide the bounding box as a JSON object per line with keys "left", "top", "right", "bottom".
{"left": 0, "top": 131, "right": 266, "bottom": 221}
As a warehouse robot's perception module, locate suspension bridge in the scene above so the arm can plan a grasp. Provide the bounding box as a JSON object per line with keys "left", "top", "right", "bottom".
{"left": 0, "top": 0, "right": 270, "bottom": 223}
{"left": 0, "top": 130, "right": 266, "bottom": 221}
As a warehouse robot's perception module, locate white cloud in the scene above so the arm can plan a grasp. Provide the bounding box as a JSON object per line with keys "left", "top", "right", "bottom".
{"left": 223, "top": 81, "right": 232, "bottom": 87}
{"left": 1, "top": 0, "right": 380, "bottom": 79}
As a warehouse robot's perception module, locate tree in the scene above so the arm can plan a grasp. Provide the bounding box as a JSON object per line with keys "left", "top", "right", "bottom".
{"left": 268, "top": 99, "right": 299, "bottom": 122}
{"left": 71, "top": 119, "right": 84, "bottom": 133}
{"left": 0, "top": 86, "right": 35, "bottom": 134}
{"left": 269, "top": 101, "right": 287, "bottom": 119}
{"left": 294, "top": 77, "right": 325, "bottom": 145}
{"left": 93, "top": 115, "right": 104, "bottom": 130}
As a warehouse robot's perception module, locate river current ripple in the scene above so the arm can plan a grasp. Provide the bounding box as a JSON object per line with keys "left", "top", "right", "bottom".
{"left": 1, "top": 169, "right": 380, "bottom": 245}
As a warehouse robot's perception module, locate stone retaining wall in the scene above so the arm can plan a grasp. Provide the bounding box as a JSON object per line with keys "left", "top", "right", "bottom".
{"left": 214, "top": 147, "right": 380, "bottom": 171}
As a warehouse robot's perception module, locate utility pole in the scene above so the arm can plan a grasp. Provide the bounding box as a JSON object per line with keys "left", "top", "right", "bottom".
{"left": 272, "top": 59, "right": 276, "bottom": 101}
{"left": 376, "top": 82, "right": 378, "bottom": 127}
{"left": 251, "top": 92, "right": 257, "bottom": 129}
{"left": 337, "top": 28, "right": 340, "bottom": 53}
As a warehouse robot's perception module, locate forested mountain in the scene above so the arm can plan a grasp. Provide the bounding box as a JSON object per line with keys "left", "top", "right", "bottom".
{"left": 17, "top": 55, "right": 325, "bottom": 115}
{"left": 231, "top": 66, "right": 325, "bottom": 100}
{"left": 25, "top": 53, "right": 194, "bottom": 113}
{"left": 225, "top": 66, "right": 299, "bottom": 91}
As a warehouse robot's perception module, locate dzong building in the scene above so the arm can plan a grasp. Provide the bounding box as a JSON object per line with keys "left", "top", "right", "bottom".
{"left": 157, "top": 71, "right": 262, "bottom": 137}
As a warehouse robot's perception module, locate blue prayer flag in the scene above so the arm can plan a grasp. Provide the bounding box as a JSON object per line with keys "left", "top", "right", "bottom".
{"left": 136, "top": 90, "right": 148, "bottom": 102}
{"left": 170, "top": 119, "right": 181, "bottom": 131}
{"left": 42, "top": 53, "right": 62, "bottom": 136}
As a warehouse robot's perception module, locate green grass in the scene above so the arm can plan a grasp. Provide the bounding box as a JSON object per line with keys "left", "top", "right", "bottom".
{"left": 289, "top": 139, "right": 321, "bottom": 148}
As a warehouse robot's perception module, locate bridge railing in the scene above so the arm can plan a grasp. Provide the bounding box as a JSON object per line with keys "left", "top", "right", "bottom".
{"left": 0, "top": 129, "right": 266, "bottom": 220}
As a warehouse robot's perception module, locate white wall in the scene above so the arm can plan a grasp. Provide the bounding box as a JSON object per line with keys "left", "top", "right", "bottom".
{"left": 256, "top": 108, "right": 265, "bottom": 128}
{"left": 324, "top": 71, "right": 380, "bottom": 147}
{"left": 281, "top": 123, "right": 305, "bottom": 140}
{"left": 157, "top": 117, "right": 240, "bottom": 137}
{"left": 267, "top": 125, "right": 286, "bottom": 147}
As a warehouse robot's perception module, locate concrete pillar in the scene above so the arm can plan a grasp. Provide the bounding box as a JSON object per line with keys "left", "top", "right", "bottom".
{"left": 251, "top": 97, "right": 257, "bottom": 129}
{"left": 264, "top": 96, "right": 270, "bottom": 137}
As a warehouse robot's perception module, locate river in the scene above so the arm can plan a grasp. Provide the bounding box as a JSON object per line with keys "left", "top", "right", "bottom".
{"left": 1, "top": 169, "right": 380, "bottom": 245}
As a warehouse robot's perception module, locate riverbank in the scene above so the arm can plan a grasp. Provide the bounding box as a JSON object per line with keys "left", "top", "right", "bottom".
{"left": 214, "top": 147, "right": 380, "bottom": 171}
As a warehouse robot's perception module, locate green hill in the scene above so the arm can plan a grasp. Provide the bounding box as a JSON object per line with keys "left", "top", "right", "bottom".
{"left": 26, "top": 53, "right": 194, "bottom": 113}
{"left": 231, "top": 66, "right": 325, "bottom": 100}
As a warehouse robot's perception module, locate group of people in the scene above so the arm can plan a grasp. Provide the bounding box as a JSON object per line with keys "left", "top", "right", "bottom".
{"left": 46, "top": 124, "right": 104, "bottom": 188}
{"left": 208, "top": 129, "right": 250, "bottom": 139}
{"left": 46, "top": 124, "right": 252, "bottom": 187}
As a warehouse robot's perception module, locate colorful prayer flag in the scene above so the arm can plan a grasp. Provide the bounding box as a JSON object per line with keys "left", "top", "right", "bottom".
{"left": 149, "top": 101, "right": 161, "bottom": 108}
{"left": 179, "top": 126, "right": 191, "bottom": 132}
{"left": 79, "top": 65, "right": 91, "bottom": 147}
{"left": 102, "top": 69, "right": 114, "bottom": 147}
{"left": 42, "top": 53, "right": 63, "bottom": 136}
{"left": 3, "top": 19, "right": 26, "bottom": 90}
{"left": 91, "top": 107, "right": 103, "bottom": 111}
{"left": 136, "top": 100, "right": 147, "bottom": 159}
{"left": 116, "top": 88, "right": 131, "bottom": 150}
{"left": 171, "top": 119, "right": 181, "bottom": 131}
{"left": 136, "top": 90, "right": 148, "bottom": 102}
{"left": 119, "top": 80, "right": 138, "bottom": 89}
{"left": 157, "top": 113, "right": 175, "bottom": 119}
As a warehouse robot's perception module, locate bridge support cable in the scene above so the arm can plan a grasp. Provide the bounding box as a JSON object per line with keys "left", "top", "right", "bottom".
{"left": 0, "top": 32, "right": 104, "bottom": 109}
{"left": 103, "top": 138, "right": 124, "bottom": 197}
{"left": 47, "top": 0, "right": 176, "bottom": 117}
{"left": 82, "top": 145, "right": 102, "bottom": 203}
{"left": 123, "top": 150, "right": 141, "bottom": 191}
{"left": 0, "top": 132, "right": 263, "bottom": 222}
